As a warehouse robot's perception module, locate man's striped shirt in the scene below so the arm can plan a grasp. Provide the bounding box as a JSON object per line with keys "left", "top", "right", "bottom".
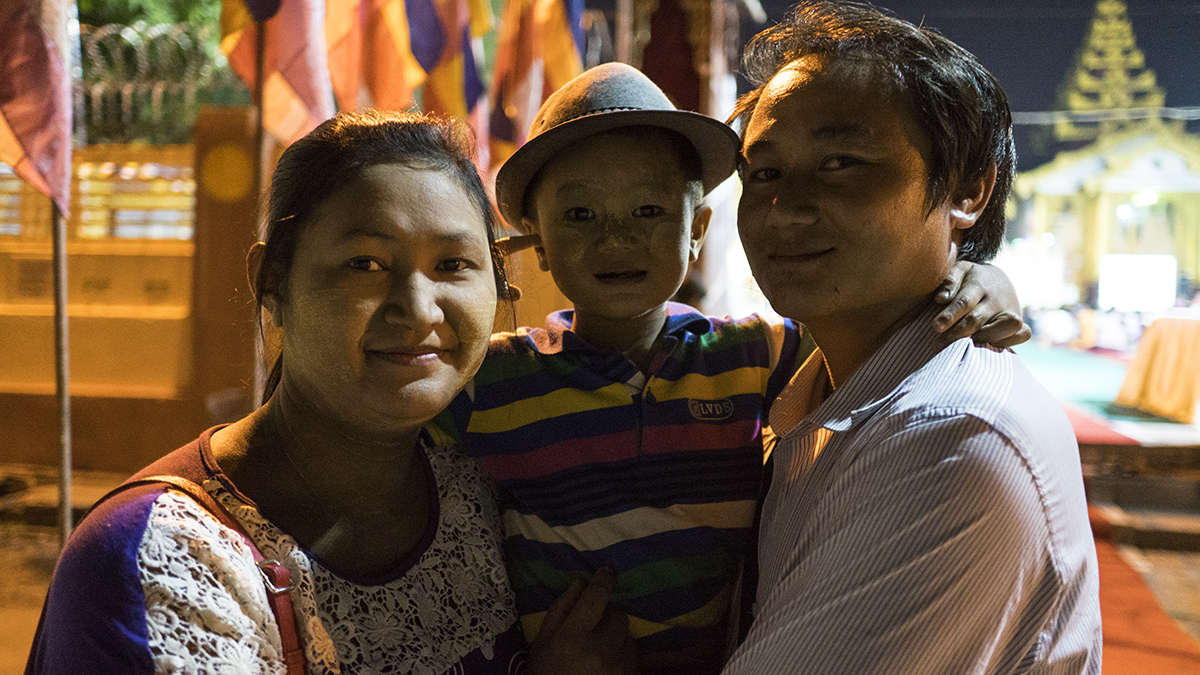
{"left": 724, "top": 301, "right": 1102, "bottom": 674}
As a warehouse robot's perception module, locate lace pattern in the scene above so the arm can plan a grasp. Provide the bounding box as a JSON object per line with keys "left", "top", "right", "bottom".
{"left": 139, "top": 494, "right": 285, "bottom": 675}
{"left": 137, "top": 435, "right": 518, "bottom": 674}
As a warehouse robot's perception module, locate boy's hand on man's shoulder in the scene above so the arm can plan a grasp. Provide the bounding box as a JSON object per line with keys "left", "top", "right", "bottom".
{"left": 933, "top": 261, "right": 1031, "bottom": 349}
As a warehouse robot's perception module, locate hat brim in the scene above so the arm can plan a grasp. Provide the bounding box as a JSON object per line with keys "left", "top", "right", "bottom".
{"left": 495, "top": 108, "right": 741, "bottom": 230}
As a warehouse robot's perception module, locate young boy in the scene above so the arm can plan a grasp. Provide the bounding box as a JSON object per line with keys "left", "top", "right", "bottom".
{"left": 439, "top": 62, "right": 1028, "bottom": 674}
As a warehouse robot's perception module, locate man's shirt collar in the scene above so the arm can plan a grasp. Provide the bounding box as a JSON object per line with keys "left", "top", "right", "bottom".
{"left": 772, "top": 300, "right": 948, "bottom": 437}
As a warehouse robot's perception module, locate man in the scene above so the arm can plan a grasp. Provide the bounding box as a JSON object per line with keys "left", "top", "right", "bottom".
{"left": 723, "top": 3, "right": 1102, "bottom": 673}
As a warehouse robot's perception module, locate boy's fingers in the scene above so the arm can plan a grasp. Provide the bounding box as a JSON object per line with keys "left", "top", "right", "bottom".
{"left": 495, "top": 234, "right": 541, "bottom": 256}
{"left": 939, "top": 308, "right": 984, "bottom": 341}
{"left": 559, "top": 568, "right": 616, "bottom": 635}
{"left": 933, "top": 286, "right": 983, "bottom": 332}
{"left": 538, "top": 579, "right": 587, "bottom": 639}
{"left": 972, "top": 315, "right": 1032, "bottom": 348}
{"left": 935, "top": 261, "right": 970, "bottom": 303}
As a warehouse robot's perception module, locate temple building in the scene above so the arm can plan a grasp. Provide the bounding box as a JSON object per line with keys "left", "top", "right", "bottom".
{"left": 1010, "top": 0, "right": 1200, "bottom": 311}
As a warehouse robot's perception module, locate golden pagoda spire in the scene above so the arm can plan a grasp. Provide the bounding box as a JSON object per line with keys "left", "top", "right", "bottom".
{"left": 1055, "top": 0, "right": 1177, "bottom": 143}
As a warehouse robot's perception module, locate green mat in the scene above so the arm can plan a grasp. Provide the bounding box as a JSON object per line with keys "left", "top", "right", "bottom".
{"left": 1012, "top": 343, "right": 1179, "bottom": 424}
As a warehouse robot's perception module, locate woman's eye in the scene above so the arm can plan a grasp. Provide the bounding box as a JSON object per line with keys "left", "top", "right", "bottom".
{"left": 564, "top": 207, "right": 594, "bottom": 221}
{"left": 633, "top": 205, "right": 665, "bottom": 218}
{"left": 436, "top": 258, "right": 475, "bottom": 273}
{"left": 347, "top": 257, "right": 384, "bottom": 271}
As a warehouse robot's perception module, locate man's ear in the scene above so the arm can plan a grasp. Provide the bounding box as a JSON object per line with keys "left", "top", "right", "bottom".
{"left": 689, "top": 205, "right": 713, "bottom": 263}
{"left": 247, "top": 241, "right": 284, "bottom": 328}
{"left": 949, "top": 161, "right": 998, "bottom": 231}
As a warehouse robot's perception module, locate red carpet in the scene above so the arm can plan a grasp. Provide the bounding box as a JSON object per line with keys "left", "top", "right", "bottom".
{"left": 1090, "top": 507, "right": 1200, "bottom": 674}
{"left": 1062, "top": 403, "right": 1139, "bottom": 446}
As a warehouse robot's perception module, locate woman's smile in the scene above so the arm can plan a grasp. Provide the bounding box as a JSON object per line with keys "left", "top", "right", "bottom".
{"left": 366, "top": 346, "right": 447, "bottom": 367}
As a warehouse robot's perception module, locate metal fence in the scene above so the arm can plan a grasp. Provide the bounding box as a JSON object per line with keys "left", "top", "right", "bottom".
{"left": 79, "top": 22, "right": 249, "bottom": 144}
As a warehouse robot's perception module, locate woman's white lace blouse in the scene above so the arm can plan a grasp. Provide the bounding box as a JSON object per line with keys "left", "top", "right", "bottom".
{"left": 26, "top": 428, "right": 526, "bottom": 675}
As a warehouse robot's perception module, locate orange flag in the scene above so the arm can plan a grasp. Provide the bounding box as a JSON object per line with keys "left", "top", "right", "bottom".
{"left": 326, "top": 0, "right": 436, "bottom": 112}
{"left": 221, "top": 0, "right": 335, "bottom": 144}
{"left": 487, "top": 0, "right": 583, "bottom": 175}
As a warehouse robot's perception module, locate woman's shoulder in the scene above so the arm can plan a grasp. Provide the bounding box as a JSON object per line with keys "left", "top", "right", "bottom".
{"left": 59, "top": 474, "right": 254, "bottom": 601}
{"left": 54, "top": 430, "right": 229, "bottom": 580}
{"left": 128, "top": 428, "right": 220, "bottom": 483}
{"left": 27, "top": 481, "right": 226, "bottom": 675}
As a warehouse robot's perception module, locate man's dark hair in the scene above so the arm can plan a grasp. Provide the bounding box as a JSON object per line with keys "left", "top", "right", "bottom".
{"left": 730, "top": 1, "right": 1016, "bottom": 262}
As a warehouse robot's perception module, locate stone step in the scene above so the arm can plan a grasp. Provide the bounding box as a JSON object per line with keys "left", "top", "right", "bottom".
{"left": 0, "top": 466, "right": 126, "bottom": 528}
{"left": 1086, "top": 472, "right": 1200, "bottom": 511}
{"left": 1092, "top": 503, "right": 1200, "bottom": 552}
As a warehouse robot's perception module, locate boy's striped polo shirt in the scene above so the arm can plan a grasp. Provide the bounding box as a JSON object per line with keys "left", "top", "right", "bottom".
{"left": 438, "top": 303, "right": 814, "bottom": 675}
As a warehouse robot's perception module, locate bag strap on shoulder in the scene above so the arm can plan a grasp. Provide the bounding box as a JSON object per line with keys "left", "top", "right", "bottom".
{"left": 91, "top": 475, "right": 307, "bottom": 674}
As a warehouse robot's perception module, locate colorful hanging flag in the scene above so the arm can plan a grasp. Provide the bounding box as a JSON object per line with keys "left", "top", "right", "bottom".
{"left": 422, "top": 0, "right": 493, "bottom": 165}
{"left": 221, "top": 0, "right": 335, "bottom": 145}
{"left": 326, "top": 0, "right": 444, "bottom": 112}
{"left": 487, "top": 0, "right": 584, "bottom": 176}
{"left": 0, "top": 0, "right": 73, "bottom": 215}
{"left": 421, "top": 0, "right": 491, "bottom": 119}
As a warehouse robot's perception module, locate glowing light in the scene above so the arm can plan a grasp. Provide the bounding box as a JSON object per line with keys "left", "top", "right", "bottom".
{"left": 1116, "top": 204, "right": 1134, "bottom": 220}
{"left": 1040, "top": 232, "right": 1056, "bottom": 247}
{"left": 1098, "top": 254, "right": 1177, "bottom": 312}
{"left": 1131, "top": 189, "right": 1158, "bottom": 207}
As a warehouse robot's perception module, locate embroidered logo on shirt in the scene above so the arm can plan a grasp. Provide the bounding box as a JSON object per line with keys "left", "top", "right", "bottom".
{"left": 688, "top": 398, "right": 734, "bottom": 421}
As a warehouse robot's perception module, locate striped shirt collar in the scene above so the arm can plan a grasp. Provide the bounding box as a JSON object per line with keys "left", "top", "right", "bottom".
{"left": 771, "top": 299, "right": 946, "bottom": 438}
{"left": 536, "top": 302, "right": 714, "bottom": 355}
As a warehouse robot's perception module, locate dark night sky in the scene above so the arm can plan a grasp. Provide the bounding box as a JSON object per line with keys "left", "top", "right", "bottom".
{"left": 748, "top": 0, "right": 1200, "bottom": 167}
{"left": 751, "top": 0, "right": 1200, "bottom": 111}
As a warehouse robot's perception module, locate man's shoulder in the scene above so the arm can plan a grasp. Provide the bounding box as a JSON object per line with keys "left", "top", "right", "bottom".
{"left": 888, "top": 340, "right": 1071, "bottom": 446}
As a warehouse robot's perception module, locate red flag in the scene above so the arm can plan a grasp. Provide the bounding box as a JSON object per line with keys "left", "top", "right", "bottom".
{"left": 0, "top": 0, "right": 72, "bottom": 215}
{"left": 221, "top": 0, "right": 335, "bottom": 145}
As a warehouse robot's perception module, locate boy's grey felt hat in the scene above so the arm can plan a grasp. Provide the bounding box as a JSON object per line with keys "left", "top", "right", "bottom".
{"left": 495, "top": 62, "right": 740, "bottom": 228}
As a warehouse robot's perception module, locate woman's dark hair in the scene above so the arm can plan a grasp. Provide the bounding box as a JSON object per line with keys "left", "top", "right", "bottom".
{"left": 729, "top": 1, "right": 1016, "bottom": 263}
{"left": 255, "top": 110, "right": 510, "bottom": 403}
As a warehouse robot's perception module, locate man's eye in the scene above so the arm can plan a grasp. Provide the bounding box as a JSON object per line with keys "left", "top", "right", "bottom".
{"left": 564, "top": 207, "right": 594, "bottom": 221}
{"left": 348, "top": 257, "right": 384, "bottom": 271}
{"left": 747, "top": 167, "right": 781, "bottom": 183}
{"left": 436, "top": 258, "right": 475, "bottom": 273}
{"left": 821, "top": 156, "right": 864, "bottom": 171}
{"left": 633, "top": 205, "right": 665, "bottom": 217}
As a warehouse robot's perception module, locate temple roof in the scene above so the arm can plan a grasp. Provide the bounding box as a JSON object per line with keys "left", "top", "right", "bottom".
{"left": 1016, "top": 126, "right": 1200, "bottom": 197}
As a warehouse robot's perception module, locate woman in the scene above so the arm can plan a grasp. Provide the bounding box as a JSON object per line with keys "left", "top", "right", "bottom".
{"left": 26, "top": 111, "right": 612, "bottom": 674}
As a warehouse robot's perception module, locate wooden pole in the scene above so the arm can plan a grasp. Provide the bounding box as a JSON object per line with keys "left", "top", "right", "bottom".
{"left": 52, "top": 199, "right": 72, "bottom": 548}
{"left": 616, "top": 0, "right": 633, "bottom": 64}
{"left": 252, "top": 20, "right": 268, "bottom": 406}
{"left": 253, "top": 20, "right": 266, "bottom": 204}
